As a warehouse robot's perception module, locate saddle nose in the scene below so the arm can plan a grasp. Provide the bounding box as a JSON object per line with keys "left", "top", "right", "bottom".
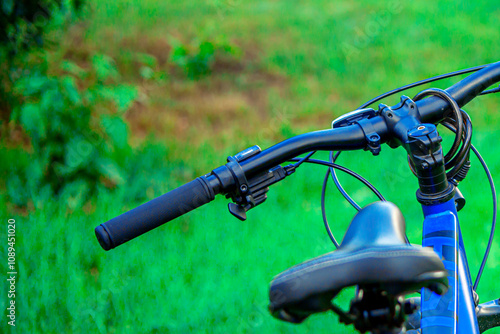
{"left": 339, "top": 201, "right": 407, "bottom": 251}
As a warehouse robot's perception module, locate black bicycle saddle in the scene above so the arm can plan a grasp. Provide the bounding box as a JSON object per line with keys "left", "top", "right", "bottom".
{"left": 269, "top": 201, "right": 449, "bottom": 323}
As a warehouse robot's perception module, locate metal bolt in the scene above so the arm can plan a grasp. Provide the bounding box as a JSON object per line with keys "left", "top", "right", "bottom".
{"left": 240, "top": 184, "right": 248, "bottom": 193}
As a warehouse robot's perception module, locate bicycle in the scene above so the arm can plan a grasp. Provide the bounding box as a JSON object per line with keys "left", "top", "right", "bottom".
{"left": 95, "top": 61, "right": 500, "bottom": 333}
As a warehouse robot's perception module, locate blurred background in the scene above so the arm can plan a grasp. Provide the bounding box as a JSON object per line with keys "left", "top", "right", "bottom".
{"left": 1, "top": 0, "right": 500, "bottom": 333}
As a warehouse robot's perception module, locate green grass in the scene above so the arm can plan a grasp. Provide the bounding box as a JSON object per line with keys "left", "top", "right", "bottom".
{"left": 2, "top": 0, "right": 500, "bottom": 333}
{"left": 3, "top": 138, "right": 500, "bottom": 334}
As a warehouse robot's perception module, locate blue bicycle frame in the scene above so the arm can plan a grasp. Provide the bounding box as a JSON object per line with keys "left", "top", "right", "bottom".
{"left": 420, "top": 199, "right": 479, "bottom": 333}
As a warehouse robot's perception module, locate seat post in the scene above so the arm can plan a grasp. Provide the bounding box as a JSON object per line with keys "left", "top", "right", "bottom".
{"left": 347, "top": 286, "right": 417, "bottom": 334}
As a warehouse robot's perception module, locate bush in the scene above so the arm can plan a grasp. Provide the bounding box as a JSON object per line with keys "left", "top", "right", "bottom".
{"left": 1, "top": 0, "right": 85, "bottom": 130}
{"left": 1, "top": 0, "right": 84, "bottom": 53}
{"left": 170, "top": 38, "right": 241, "bottom": 79}
{"left": 8, "top": 54, "right": 137, "bottom": 207}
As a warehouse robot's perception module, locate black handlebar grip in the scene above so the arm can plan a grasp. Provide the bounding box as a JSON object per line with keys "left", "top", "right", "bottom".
{"left": 95, "top": 176, "right": 215, "bottom": 250}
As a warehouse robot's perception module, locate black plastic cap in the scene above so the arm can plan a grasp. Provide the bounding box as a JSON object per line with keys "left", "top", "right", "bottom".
{"left": 95, "top": 225, "right": 113, "bottom": 251}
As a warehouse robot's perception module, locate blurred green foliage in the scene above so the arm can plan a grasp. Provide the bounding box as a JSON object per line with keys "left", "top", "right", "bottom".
{"left": 170, "top": 38, "right": 241, "bottom": 79}
{"left": 0, "top": 0, "right": 86, "bottom": 134}
{"left": 2, "top": 0, "right": 58, "bottom": 49}
{"left": 1, "top": 0, "right": 85, "bottom": 48}
{"left": 8, "top": 54, "right": 137, "bottom": 207}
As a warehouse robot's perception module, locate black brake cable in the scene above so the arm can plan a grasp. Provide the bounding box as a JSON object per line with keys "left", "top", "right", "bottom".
{"left": 413, "top": 89, "right": 473, "bottom": 180}
{"left": 293, "top": 151, "right": 316, "bottom": 168}
{"left": 470, "top": 145, "right": 497, "bottom": 291}
{"left": 330, "top": 151, "right": 361, "bottom": 211}
{"left": 436, "top": 113, "right": 497, "bottom": 289}
{"left": 358, "top": 63, "right": 494, "bottom": 110}
{"left": 329, "top": 151, "right": 385, "bottom": 210}
{"left": 481, "top": 86, "right": 500, "bottom": 95}
{"left": 322, "top": 168, "right": 340, "bottom": 248}
{"left": 288, "top": 158, "right": 384, "bottom": 199}
{"left": 289, "top": 157, "right": 387, "bottom": 248}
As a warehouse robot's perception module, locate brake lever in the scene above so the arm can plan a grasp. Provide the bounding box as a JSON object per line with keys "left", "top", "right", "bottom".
{"left": 225, "top": 146, "right": 293, "bottom": 220}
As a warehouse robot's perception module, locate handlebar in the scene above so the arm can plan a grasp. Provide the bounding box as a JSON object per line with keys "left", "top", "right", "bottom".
{"left": 95, "top": 176, "right": 216, "bottom": 250}
{"left": 95, "top": 61, "right": 500, "bottom": 250}
{"left": 417, "top": 61, "right": 500, "bottom": 123}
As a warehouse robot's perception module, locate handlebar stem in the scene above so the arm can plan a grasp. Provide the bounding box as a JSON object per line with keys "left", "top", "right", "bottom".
{"left": 406, "top": 124, "right": 455, "bottom": 205}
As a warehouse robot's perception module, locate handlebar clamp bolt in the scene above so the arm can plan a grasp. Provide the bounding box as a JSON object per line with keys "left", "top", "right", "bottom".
{"left": 365, "top": 132, "right": 381, "bottom": 156}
